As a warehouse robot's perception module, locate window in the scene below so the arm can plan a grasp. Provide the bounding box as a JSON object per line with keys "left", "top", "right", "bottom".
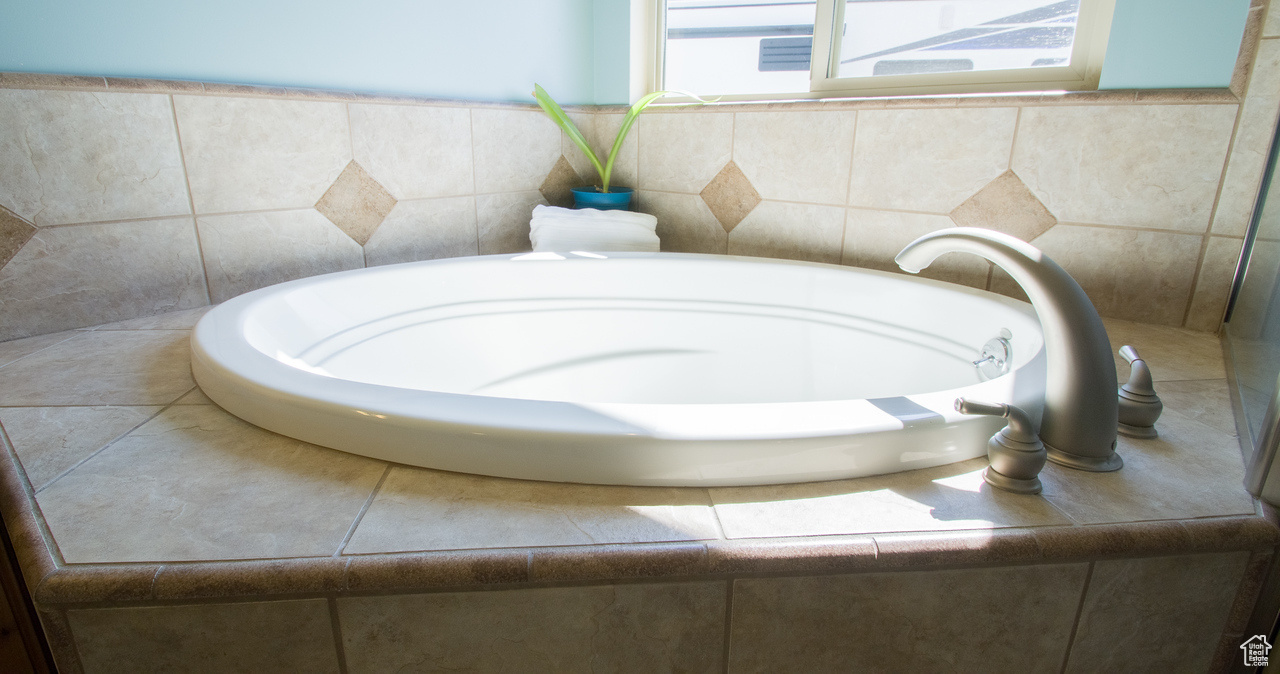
{"left": 660, "top": 0, "right": 1116, "bottom": 100}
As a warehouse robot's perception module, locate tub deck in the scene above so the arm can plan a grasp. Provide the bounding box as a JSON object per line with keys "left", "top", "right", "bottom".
{"left": 0, "top": 306, "right": 1275, "bottom": 673}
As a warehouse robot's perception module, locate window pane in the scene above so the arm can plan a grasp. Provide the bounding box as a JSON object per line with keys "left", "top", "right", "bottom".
{"left": 836, "top": 0, "right": 1080, "bottom": 79}
{"left": 665, "top": 1, "right": 817, "bottom": 95}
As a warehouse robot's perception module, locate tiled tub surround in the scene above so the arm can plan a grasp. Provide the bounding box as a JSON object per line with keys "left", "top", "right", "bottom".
{"left": 5, "top": 6, "right": 1280, "bottom": 343}
{"left": 0, "top": 308, "right": 1272, "bottom": 673}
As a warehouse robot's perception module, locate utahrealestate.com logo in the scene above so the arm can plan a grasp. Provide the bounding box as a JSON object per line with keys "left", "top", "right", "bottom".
{"left": 1241, "top": 635, "right": 1272, "bottom": 667}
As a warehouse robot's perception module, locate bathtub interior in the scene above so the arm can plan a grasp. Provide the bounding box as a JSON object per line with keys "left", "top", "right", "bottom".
{"left": 233, "top": 252, "right": 1046, "bottom": 407}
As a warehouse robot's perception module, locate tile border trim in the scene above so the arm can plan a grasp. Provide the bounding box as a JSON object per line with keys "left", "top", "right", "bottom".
{"left": 12, "top": 516, "right": 1278, "bottom": 608}
{"left": 0, "top": 72, "right": 1241, "bottom": 113}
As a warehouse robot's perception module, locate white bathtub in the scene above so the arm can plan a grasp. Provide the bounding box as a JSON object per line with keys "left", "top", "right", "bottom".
{"left": 190, "top": 252, "right": 1047, "bottom": 486}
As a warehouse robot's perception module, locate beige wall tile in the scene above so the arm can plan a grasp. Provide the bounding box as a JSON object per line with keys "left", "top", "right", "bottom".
{"left": 174, "top": 95, "right": 351, "bottom": 213}
{"left": 0, "top": 90, "right": 190, "bottom": 225}
{"left": 1065, "top": 552, "right": 1250, "bottom": 673}
{"left": 538, "top": 155, "right": 585, "bottom": 208}
{"left": 710, "top": 458, "right": 1070, "bottom": 539}
{"left": 730, "top": 563, "right": 1086, "bottom": 671}
{"left": 0, "top": 219, "right": 207, "bottom": 341}
{"left": 1186, "top": 236, "right": 1246, "bottom": 331}
{"left": 477, "top": 191, "right": 544, "bottom": 254}
{"left": 338, "top": 582, "right": 726, "bottom": 673}
{"left": 727, "top": 201, "right": 845, "bottom": 263}
{"left": 593, "top": 112, "right": 639, "bottom": 189}
{"left": 0, "top": 406, "right": 159, "bottom": 490}
{"left": 843, "top": 208, "right": 990, "bottom": 288}
{"left": 364, "top": 197, "right": 478, "bottom": 266}
{"left": 849, "top": 107, "right": 1017, "bottom": 213}
{"left": 990, "top": 225, "right": 1203, "bottom": 326}
{"left": 471, "top": 108, "right": 561, "bottom": 193}
{"left": 640, "top": 191, "right": 727, "bottom": 254}
{"left": 69, "top": 599, "right": 339, "bottom": 673}
{"left": 561, "top": 110, "right": 599, "bottom": 185}
{"left": 1266, "top": 3, "right": 1280, "bottom": 37}
{"left": 37, "top": 404, "right": 386, "bottom": 562}
{"left": 350, "top": 103, "right": 474, "bottom": 199}
{"left": 313, "top": 160, "right": 398, "bottom": 246}
{"left": 1012, "top": 105, "right": 1237, "bottom": 232}
{"left": 1038, "top": 409, "right": 1255, "bottom": 524}
{"left": 637, "top": 112, "right": 733, "bottom": 193}
{"left": 1213, "top": 40, "right": 1280, "bottom": 236}
{"left": 344, "top": 466, "right": 719, "bottom": 554}
{"left": 197, "top": 209, "right": 364, "bottom": 303}
{"left": 733, "top": 110, "right": 857, "bottom": 205}
{"left": 0, "top": 330, "right": 193, "bottom": 406}
{"left": 699, "top": 161, "right": 761, "bottom": 232}
{"left": 0, "top": 205, "right": 36, "bottom": 269}
{"left": 949, "top": 170, "right": 1057, "bottom": 241}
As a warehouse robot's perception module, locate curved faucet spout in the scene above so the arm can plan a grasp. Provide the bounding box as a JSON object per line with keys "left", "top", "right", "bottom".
{"left": 896, "top": 228, "right": 1121, "bottom": 471}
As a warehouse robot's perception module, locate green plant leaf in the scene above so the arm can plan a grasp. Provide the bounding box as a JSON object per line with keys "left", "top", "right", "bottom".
{"left": 532, "top": 84, "right": 604, "bottom": 189}
{"left": 601, "top": 90, "right": 716, "bottom": 193}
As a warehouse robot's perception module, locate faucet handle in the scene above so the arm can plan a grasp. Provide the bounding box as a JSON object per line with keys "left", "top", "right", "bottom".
{"left": 955, "top": 398, "right": 1045, "bottom": 494}
{"left": 1117, "top": 345, "right": 1161, "bottom": 438}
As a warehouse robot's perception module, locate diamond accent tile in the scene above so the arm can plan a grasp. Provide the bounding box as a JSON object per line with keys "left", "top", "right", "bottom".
{"left": 0, "top": 204, "right": 37, "bottom": 269}
{"left": 315, "top": 160, "right": 398, "bottom": 246}
{"left": 701, "top": 161, "right": 762, "bottom": 233}
{"left": 950, "top": 170, "right": 1057, "bottom": 242}
{"left": 539, "top": 155, "right": 586, "bottom": 209}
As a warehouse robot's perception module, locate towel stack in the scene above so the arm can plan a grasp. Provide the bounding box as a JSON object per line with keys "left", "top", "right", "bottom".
{"left": 529, "top": 205, "right": 660, "bottom": 252}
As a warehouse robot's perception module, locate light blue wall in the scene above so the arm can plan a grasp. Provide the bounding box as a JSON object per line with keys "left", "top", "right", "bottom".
{"left": 0, "top": 0, "right": 1256, "bottom": 101}
{"left": 0, "top": 0, "right": 599, "bottom": 104}
{"left": 592, "top": 0, "right": 632, "bottom": 105}
{"left": 1099, "top": 0, "right": 1251, "bottom": 89}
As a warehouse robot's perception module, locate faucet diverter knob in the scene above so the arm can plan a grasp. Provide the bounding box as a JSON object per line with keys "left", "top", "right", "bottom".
{"left": 1117, "top": 345, "right": 1162, "bottom": 438}
{"left": 955, "top": 398, "right": 1046, "bottom": 495}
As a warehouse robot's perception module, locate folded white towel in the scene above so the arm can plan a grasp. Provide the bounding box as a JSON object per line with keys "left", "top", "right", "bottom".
{"left": 530, "top": 205, "right": 660, "bottom": 252}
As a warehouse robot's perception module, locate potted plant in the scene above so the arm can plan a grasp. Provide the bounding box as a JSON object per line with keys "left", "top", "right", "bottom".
{"left": 532, "top": 84, "right": 706, "bottom": 210}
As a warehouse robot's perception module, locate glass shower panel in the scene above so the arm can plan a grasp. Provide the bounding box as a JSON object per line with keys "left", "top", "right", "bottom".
{"left": 1226, "top": 117, "right": 1280, "bottom": 466}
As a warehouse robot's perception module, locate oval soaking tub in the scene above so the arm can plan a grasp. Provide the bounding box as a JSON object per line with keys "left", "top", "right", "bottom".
{"left": 191, "top": 252, "right": 1047, "bottom": 486}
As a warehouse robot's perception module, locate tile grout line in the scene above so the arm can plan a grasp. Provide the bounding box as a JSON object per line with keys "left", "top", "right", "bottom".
{"left": 0, "top": 332, "right": 83, "bottom": 372}
{"left": 328, "top": 596, "right": 351, "bottom": 674}
{"left": 334, "top": 465, "right": 393, "bottom": 556}
{"left": 1183, "top": 85, "right": 1250, "bottom": 326}
{"left": 33, "top": 192, "right": 530, "bottom": 230}
{"left": 1180, "top": 234, "right": 1215, "bottom": 329}
{"left": 1007, "top": 106, "right": 1024, "bottom": 176}
{"left": 1057, "top": 561, "right": 1095, "bottom": 674}
{"left": 704, "top": 489, "right": 728, "bottom": 541}
{"left": 33, "top": 385, "right": 192, "bottom": 496}
{"left": 168, "top": 94, "right": 214, "bottom": 306}
{"left": 720, "top": 579, "right": 734, "bottom": 674}
{"left": 346, "top": 102, "right": 371, "bottom": 270}
{"left": 469, "top": 109, "right": 482, "bottom": 255}
{"left": 839, "top": 111, "right": 858, "bottom": 265}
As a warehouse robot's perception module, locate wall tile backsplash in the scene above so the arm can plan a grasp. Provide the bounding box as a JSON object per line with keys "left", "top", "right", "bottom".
{"left": 3, "top": 29, "right": 1280, "bottom": 340}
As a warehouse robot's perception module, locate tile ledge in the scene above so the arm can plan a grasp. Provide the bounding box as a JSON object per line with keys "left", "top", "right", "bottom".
{"left": 0, "top": 73, "right": 1238, "bottom": 111}
{"left": 27, "top": 515, "right": 1279, "bottom": 607}
{"left": 0, "top": 72, "right": 546, "bottom": 111}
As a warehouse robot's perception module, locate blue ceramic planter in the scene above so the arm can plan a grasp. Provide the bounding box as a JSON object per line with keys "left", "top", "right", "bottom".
{"left": 572, "top": 186, "right": 634, "bottom": 211}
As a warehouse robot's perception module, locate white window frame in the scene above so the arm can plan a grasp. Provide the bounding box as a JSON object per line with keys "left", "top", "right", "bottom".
{"left": 650, "top": 0, "right": 1117, "bottom": 102}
